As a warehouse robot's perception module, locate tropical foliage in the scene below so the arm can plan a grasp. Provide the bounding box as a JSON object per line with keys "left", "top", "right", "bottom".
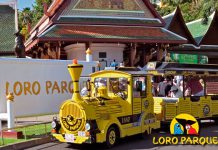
{"left": 18, "top": 0, "right": 52, "bottom": 39}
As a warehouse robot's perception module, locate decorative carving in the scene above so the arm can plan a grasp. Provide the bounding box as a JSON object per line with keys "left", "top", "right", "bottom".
{"left": 14, "top": 31, "right": 26, "bottom": 58}
{"left": 109, "top": 0, "right": 124, "bottom": 9}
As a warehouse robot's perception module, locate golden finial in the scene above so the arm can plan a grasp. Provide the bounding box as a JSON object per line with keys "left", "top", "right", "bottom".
{"left": 6, "top": 93, "right": 14, "bottom": 102}
{"left": 86, "top": 48, "right": 92, "bottom": 55}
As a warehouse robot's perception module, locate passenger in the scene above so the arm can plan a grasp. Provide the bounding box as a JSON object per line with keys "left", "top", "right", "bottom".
{"left": 184, "top": 81, "right": 192, "bottom": 96}
{"left": 187, "top": 77, "right": 204, "bottom": 96}
{"left": 199, "top": 79, "right": 205, "bottom": 87}
{"left": 151, "top": 79, "right": 156, "bottom": 96}
{"left": 175, "top": 76, "right": 183, "bottom": 85}
{"left": 170, "top": 85, "right": 183, "bottom": 98}
{"left": 157, "top": 77, "right": 172, "bottom": 97}
{"left": 179, "top": 80, "right": 183, "bottom": 92}
{"left": 173, "top": 77, "right": 177, "bottom": 86}
{"left": 81, "top": 86, "right": 88, "bottom": 96}
{"left": 138, "top": 77, "right": 146, "bottom": 91}
{"left": 119, "top": 78, "right": 127, "bottom": 91}
{"left": 95, "top": 78, "right": 107, "bottom": 88}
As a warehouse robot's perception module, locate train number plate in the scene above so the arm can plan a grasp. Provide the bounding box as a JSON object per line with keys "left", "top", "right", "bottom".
{"left": 78, "top": 131, "right": 86, "bottom": 137}
{"left": 65, "top": 134, "right": 74, "bottom": 143}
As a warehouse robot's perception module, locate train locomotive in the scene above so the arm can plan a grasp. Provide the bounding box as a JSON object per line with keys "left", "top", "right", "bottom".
{"left": 51, "top": 60, "right": 218, "bottom": 147}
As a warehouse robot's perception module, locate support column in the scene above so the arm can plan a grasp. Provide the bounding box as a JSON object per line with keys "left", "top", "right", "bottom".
{"left": 59, "top": 42, "right": 67, "bottom": 60}
{"left": 142, "top": 44, "right": 146, "bottom": 66}
{"left": 55, "top": 42, "right": 60, "bottom": 59}
{"left": 157, "top": 44, "right": 164, "bottom": 62}
{"left": 130, "top": 43, "right": 137, "bottom": 67}
{"left": 6, "top": 93, "right": 15, "bottom": 129}
{"left": 0, "top": 119, "right": 2, "bottom": 131}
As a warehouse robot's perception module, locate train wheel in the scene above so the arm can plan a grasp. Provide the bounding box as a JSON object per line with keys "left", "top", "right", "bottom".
{"left": 214, "top": 118, "right": 218, "bottom": 124}
{"left": 106, "top": 127, "right": 117, "bottom": 148}
{"left": 140, "top": 130, "right": 149, "bottom": 139}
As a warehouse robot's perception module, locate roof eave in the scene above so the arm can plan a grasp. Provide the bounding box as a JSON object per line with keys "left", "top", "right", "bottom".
{"left": 29, "top": 0, "right": 65, "bottom": 35}
{"left": 37, "top": 37, "right": 186, "bottom": 44}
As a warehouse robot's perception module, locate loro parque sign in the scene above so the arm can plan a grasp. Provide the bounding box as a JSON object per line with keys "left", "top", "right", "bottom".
{"left": 0, "top": 58, "right": 97, "bottom": 117}
{"left": 5, "top": 80, "right": 74, "bottom": 96}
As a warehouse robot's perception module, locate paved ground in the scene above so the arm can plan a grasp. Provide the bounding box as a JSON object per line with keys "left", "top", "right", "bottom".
{"left": 25, "top": 122, "right": 218, "bottom": 150}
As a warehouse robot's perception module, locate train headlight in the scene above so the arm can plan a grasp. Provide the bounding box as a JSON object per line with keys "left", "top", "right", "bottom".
{"left": 85, "top": 123, "right": 91, "bottom": 131}
{"left": 51, "top": 121, "right": 57, "bottom": 129}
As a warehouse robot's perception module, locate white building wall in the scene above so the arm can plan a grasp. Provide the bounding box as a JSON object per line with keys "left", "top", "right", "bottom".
{"left": 0, "top": 58, "right": 97, "bottom": 117}
{"left": 65, "top": 43, "right": 126, "bottom": 66}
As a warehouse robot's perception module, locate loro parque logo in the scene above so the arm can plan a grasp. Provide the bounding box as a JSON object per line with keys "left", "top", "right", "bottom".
{"left": 170, "top": 113, "right": 199, "bottom": 135}
{"left": 153, "top": 113, "right": 218, "bottom": 145}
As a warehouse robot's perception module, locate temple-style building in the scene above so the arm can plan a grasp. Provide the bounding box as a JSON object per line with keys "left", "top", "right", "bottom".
{"left": 0, "top": 2, "right": 16, "bottom": 57}
{"left": 164, "top": 7, "right": 218, "bottom": 64}
{"left": 25, "top": 0, "right": 186, "bottom": 67}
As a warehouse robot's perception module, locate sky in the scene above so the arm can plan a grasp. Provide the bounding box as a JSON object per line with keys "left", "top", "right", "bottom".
{"left": 17, "top": 0, "right": 35, "bottom": 10}
{"left": 0, "top": 0, "right": 35, "bottom": 10}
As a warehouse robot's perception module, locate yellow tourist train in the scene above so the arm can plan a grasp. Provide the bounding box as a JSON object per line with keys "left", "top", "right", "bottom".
{"left": 51, "top": 60, "right": 218, "bottom": 147}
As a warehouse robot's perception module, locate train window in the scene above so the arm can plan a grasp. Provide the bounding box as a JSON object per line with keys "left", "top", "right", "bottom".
{"left": 93, "top": 77, "right": 128, "bottom": 100}
{"left": 206, "top": 76, "right": 218, "bottom": 97}
{"left": 133, "top": 77, "right": 146, "bottom": 98}
{"left": 109, "top": 78, "right": 128, "bottom": 100}
{"left": 94, "top": 78, "right": 107, "bottom": 87}
{"left": 185, "top": 76, "right": 204, "bottom": 97}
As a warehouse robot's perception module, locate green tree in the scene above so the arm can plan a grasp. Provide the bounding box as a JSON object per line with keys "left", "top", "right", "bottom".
{"left": 19, "top": 7, "right": 32, "bottom": 39}
{"left": 32, "top": 0, "right": 53, "bottom": 26}
{"left": 156, "top": 0, "right": 218, "bottom": 22}
{"left": 18, "top": 0, "right": 53, "bottom": 40}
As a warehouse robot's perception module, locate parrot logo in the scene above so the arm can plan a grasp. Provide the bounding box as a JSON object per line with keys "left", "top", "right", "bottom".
{"left": 170, "top": 114, "right": 199, "bottom": 136}
{"left": 186, "top": 124, "right": 198, "bottom": 135}
{"left": 174, "top": 123, "right": 184, "bottom": 135}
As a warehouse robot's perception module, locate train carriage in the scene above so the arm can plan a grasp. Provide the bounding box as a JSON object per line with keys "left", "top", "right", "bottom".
{"left": 147, "top": 62, "right": 218, "bottom": 122}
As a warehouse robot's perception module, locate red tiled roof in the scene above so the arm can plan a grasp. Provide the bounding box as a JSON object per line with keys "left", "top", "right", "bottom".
{"left": 38, "top": 25, "right": 186, "bottom": 44}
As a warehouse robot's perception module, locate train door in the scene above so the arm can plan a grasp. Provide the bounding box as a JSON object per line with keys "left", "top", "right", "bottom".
{"left": 132, "top": 76, "right": 146, "bottom": 134}
{"left": 133, "top": 76, "right": 157, "bottom": 134}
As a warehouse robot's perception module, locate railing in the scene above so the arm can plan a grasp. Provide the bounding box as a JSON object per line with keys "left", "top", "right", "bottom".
{"left": 0, "top": 121, "right": 52, "bottom": 147}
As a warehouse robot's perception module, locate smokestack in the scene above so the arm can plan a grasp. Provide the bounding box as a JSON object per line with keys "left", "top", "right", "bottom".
{"left": 68, "top": 59, "right": 83, "bottom": 101}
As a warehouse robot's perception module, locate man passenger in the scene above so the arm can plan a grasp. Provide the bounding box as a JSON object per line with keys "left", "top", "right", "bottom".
{"left": 157, "top": 77, "right": 172, "bottom": 97}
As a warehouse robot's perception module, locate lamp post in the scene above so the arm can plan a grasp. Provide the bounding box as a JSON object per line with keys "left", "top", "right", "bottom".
{"left": 6, "top": 93, "right": 15, "bottom": 129}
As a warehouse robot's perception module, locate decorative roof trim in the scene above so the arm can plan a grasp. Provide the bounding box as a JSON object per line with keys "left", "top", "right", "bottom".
{"left": 161, "top": 28, "right": 187, "bottom": 41}
{"left": 142, "top": 0, "right": 165, "bottom": 26}
{"left": 164, "top": 6, "right": 197, "bottom": 45}
{"left": 29, "top": 0, "right": 65, "bottom": 34}
{"left": 58, "top": 15, "right": 162, "bottom": 23}
{"left": 199, "top": 10, "right": 217, "bottom": 45}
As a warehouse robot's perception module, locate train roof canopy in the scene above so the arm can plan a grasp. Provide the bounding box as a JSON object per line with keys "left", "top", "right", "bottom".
{"left": 145, "top": 62, "right": 218, "bottom": 75}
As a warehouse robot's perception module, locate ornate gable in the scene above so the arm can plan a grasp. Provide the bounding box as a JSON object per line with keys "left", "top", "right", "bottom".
{"left": 56, "top": 0, "right": 163, "bottom": 26}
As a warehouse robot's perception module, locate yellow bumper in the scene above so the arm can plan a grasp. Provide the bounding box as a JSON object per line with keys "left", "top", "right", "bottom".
{"left": 52, "top": 134, "right": 91, "bottom": 144}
